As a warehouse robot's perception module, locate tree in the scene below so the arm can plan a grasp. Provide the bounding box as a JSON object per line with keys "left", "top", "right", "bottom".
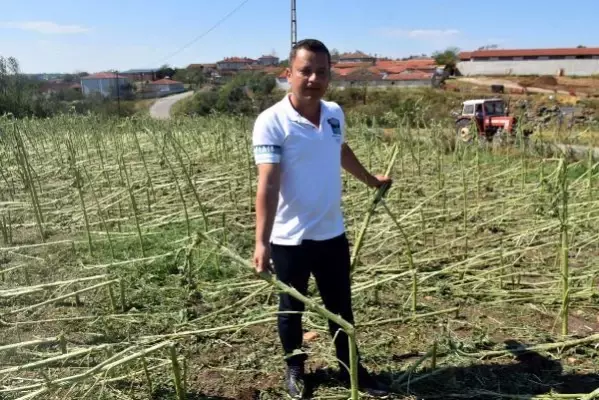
{"left": 330, "top": 48, "right": 340, "bottom": 62}
{"left": 156, "top": 64, "right": 176, "bottom": 80}
{"left": 432, "top": 47, "right": 460, "bottom": 67}
{"left": 173, "top": 68, "right": 206, "bottom": 89}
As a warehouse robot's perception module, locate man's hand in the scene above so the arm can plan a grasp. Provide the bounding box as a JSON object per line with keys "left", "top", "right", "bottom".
{"left": 253, "top": 241, "right": 273, "bottom": 274}
{"left": 341, "top": 144, "right": 393, "bottom": 189}
{"left": 369, "top": 174, "right": 393, "bottom": 189}
{"left": 253, "top": 163, "right": 280, "bottom": 275}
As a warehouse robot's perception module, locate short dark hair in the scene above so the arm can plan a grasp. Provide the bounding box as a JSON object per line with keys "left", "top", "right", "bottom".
{"left": 289, "top": 39, "right": 331, "bottom": 66}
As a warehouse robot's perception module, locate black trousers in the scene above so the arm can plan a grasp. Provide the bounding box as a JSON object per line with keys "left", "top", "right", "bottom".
{"left": 270, "top": 233, "right": 361, "bottom": 373}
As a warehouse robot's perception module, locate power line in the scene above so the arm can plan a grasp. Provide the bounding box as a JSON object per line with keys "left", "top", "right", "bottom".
{"left": 155, "top": 0, "right": 251, "bottom": 66}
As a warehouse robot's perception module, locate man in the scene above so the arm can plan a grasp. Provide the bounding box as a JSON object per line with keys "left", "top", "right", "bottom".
{"left": 252, "top": 38, "right": 391, "bottom": 398}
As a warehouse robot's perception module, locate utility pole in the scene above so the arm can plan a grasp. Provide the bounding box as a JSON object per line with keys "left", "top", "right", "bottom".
{"left": 291, "top": 0, "right": 297, "bottom": 50}
{"left": 115, "top": 70, "right": 121, "bottom": 116}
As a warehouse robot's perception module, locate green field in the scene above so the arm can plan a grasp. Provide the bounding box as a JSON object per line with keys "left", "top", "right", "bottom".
{"left": 1, "top": 113, "right": 599, "bottom": 400}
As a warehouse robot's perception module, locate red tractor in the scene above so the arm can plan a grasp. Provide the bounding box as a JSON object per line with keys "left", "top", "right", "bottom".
{"left": 455, "top": 98, "right": 530, "bottom": 144}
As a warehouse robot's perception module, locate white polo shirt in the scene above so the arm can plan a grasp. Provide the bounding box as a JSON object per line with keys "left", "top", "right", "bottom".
{"left": 252, "top": 94, "right": 346, "bottom": 245}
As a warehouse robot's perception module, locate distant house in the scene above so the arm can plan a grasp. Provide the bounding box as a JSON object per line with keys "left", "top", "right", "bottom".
{"left": 39, "top": 80, "right": 80, "bottom": 94}
{"left": 258, "top": 55, "right": 280, "bottom": 66}
{"left": 147, "top": 78, "right": 185, "bottom": 95}
{"left": 216, "top": 57, "right": 256, "bottom": 71}
{"left": 80, "top": 72, "right": 130, "bottom": 98}
{"left": 187, "top": 63, "right": 217, "bottom": 73}
{"left": 119, "top": 68, "right": 158, "bottom": 82}
{"left": 338, "top": 51, "right": 377, "bottom": 64}
{"left": 457, "top": 47, "right": 599, "bottom": 76}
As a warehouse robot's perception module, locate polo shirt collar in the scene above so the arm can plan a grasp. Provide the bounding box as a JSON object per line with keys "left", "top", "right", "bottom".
{"left": 282, "top": 93, "right": 324, "bottom": 125}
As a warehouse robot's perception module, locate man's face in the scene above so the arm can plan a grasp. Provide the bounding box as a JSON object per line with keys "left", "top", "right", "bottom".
{"left": 286, "top": 48, "right": 330, "bottom": 102}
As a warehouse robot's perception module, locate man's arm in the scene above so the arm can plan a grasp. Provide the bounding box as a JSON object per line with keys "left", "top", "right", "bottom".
{"left": 255, "top": 163, "right": 281, "bottom": 245}
{"left": 341, "top": 143, "right": 384, "bottom": 188}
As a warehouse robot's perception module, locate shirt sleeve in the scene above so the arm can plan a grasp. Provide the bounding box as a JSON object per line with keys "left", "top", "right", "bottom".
{"left": 252, "top": 112, "right": 284, "bottom": 164}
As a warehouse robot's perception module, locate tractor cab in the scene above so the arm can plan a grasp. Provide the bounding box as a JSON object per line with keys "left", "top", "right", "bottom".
{"left": 456, "top": 98, "right": 517, "bottom": 143}
{"left": 461, "top": 98, "right": 507, "bottom": 119}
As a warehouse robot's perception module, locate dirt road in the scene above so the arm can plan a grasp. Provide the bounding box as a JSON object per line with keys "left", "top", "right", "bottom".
{"left": 457, "top": 77, "right": 571, "bottom": 96}
{"left": 149, "top": 91, "right": 194, "bottom": 119}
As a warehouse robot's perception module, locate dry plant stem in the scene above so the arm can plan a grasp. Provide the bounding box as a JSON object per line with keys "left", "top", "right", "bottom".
{"left": 132, "top": 129, "right": 156, "bottom": 204}
{"left": 558, "top": 158, "right": 570, "bottom": 336}
{"left": 82, "top": 165, "right": 115, "bottom": 260}
{"left": 2, "top": 341, "right": 172, "bottom": 395}
{"left": 13, "top": 125, "right": 44, "bottom": 241}
{"left": 456, "top": 332, "right": 599, "bottom": 359}
{"left": 582, "top": 387, "right": 599, "bottom": 400}
{"left": 3, "top": 279, "right": 119, "bottom": 317}
{"left": 350, "top": 144, "right": 398, "bottom": 271}
{"left": 380, "top": 200, "right": 418, "bottom": 312}
{"left": 169, "top": 344, "right": 186, "bottom": 400}
{"left": 120, "top": 155, "right": 145, "bottom": 257}
{"left": 0, "top": 274, "right": 107, "bottom": 298}
{"left": 588, "top": 149, "right": 594, "bottom": 202}
{"left": 0, "top": 336, "right": 59, "bottom": 352}
{"left": 0, "top": 343, "right": 111, "bottom": 375}
{"left": 168, "top": 133, "right": 209, "bottom": 231}
{"left": 195, "top": 230, "right": 361, "bottom": 400}
{"left": 360, "top": 307, "right": 459, "bottom": 327}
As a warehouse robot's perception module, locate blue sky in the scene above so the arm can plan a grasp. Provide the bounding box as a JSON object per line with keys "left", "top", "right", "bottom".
{"left": 0, "top": 0, "right": 597, "bottom": 74}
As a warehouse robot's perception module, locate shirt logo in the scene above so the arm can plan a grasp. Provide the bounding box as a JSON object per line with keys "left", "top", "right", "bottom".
{"left": 327, "top": 118, "right": 342, "bottom": 142}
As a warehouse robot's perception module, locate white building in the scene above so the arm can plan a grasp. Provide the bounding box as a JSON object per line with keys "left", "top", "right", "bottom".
{"left": 216, "top": 57, "right": 256, "bottom": 71}
{"left": 457, "top": 47, "right": 599, "bottom": 77}
{"left": 147, "top": 78, "right": 185, "bottom": 95}
{"left": 258, "top": 55, "right": 279, "bottom": 66}
{"left": 80, "top": 72, "right": 130, "bottom": 98}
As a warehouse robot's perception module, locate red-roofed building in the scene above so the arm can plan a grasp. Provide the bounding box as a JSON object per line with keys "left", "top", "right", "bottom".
{"left": 457, "top": 47, "right": 599, "bottom": 76}
{"left": 147, "top": 78, "right": 185, "bottom": 95}
{"left": 338, "top": 51, "right": 376, "bottom": 64}
{"left": 80, "top": 72, "right": 130, "bottom": 98}
{"left": 216, "top": 57, "right": 257, "bottom": 71}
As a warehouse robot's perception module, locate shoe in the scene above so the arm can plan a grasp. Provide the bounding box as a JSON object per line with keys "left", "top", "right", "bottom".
{"left": 285, "top": 364, "right": 306, "bottom": 399}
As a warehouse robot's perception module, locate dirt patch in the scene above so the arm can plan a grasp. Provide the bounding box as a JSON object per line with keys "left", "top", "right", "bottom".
{"left": 188, "top": 368, "right": 279, "bottom": 399}
{"left": 535, "top": 75, "right": 559, "bottom": 86}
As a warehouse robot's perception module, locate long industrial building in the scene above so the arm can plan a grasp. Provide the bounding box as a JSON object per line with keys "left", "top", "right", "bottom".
{"left": 457, "top": 47, "right": 599, "bottom": 76}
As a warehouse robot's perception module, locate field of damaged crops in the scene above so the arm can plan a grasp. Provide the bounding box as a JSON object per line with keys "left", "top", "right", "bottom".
{"left": 1, "top": 113, "right": 599, "bottom": 400}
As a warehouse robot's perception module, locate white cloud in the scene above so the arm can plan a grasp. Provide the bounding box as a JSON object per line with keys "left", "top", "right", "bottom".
{"left": 377, "top": 28, "right": 460, "bottom": 39}
{"left": 0, "top": 21, "right": 90, "bottom": 34}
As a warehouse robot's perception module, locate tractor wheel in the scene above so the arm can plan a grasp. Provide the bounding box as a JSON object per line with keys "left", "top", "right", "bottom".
{"left": 456, "top": 119, "right": 473, "bottom": 144}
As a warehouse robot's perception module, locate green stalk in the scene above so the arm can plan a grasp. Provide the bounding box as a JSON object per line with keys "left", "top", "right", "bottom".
{"left": 120, "top": 156, "right": 145, "bottom": 257}
{"left": 13, "top": 126, "right": 44, "bottom": 242}
{"left": 132, "top": 130, "right": 156, "bottom": 204}
{"left": 380, "top": 201, "right": 417, "bottom": 313}
{"left": 588, "top": 149, "right": 594, "bottom": 202}
{"left": 82, "top": 166, "right": 115, "bottom": 261}
{"left": 147, "top": 132, "right": 191, "bottom": 237}
{"left": 67, "top": 137, "right": 93, "bottom": 257}
{"left": 350, "top": 144, "right": 398, "bottom": 271}
{"left": 461, "top": 156, "right": 468, "bottom": 261}
{"left": 169, "top": 345, "right": 186, "bottom": 400}
{"left": 558, "top": 159, "right": 569, "bottom": 336}
{"left": 168, "top": 134, "right": 208, "bottom": 231}
{"left": 141, "top": 355, "right": 153, "bottom": 397}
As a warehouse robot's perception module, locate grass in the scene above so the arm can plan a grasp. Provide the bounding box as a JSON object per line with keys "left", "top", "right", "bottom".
{"left": 0, "top": 112, "right": 599, "bottom": 400}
